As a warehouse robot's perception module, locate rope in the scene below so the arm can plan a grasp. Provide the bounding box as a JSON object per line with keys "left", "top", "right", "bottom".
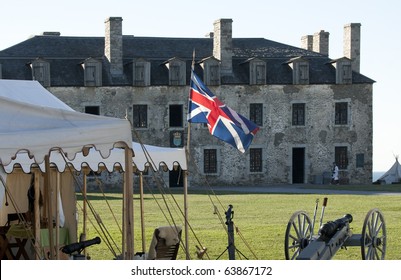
{"left": 75, "top": 200, "right": 120, "bottom": 257}
{"left": 186, "top": 150, "right": 259, "bottom": 259}
{"left": 94, "top": 176, "right": 122, "bottom": 235}
{"left": 133, "top": 129, "right": 211, "bottom": 259}
{"left": 132, "top": 128, "right": 260, "bottom": 259}
{"left": 57, "top": 151, "right": 121, "bottom": 258}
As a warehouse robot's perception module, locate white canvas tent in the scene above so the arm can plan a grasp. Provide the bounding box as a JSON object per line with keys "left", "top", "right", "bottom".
{"left": 0, "top": 79, "right": 134, "bottom": 259}
{"left": 375, "top": 157, "right": 401, "bottom": 184}
{"left": 0, "top": 79, "right": 188, "bottom": 259}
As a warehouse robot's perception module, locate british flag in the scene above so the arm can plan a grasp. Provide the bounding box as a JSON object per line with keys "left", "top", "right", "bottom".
{"left": 187, "top": 71, "right": 259, "bottom": 153}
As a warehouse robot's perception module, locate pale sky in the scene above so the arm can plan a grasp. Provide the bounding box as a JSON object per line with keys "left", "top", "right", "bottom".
{"left": 1, "top": 0, "right": 400, "bottom": 172}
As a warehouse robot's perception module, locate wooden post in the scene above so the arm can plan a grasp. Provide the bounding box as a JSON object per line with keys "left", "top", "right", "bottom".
{"left": 123, "top": 147, "right": 134, "bottom": 259}
{"left": 55, "top": 172, "right": 60, "bottom": 260}
{"left": 44, "top": 155, "right": 54, "bottom": 259}
{"left": 33, "top": 171, "right": 41, "bottom": 259}
{"left": 82, "top": 172, "right": 87, "bottom": 255}
{"left": 139, "top": 172, "right": 146, "bottom": 253}
{"left": 183, "top": 169, "right": 190, "bottom": 259}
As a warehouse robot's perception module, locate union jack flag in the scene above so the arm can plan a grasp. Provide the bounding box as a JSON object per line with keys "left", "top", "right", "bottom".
{"left": 187, "top": 71, "right": 259, "bottom": 153}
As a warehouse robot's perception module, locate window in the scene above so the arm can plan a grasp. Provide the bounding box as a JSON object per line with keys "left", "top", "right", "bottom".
{"left": 85, "top": 66, "right": 96, "bottom": 86}
{"left": 204, "top": 149, "right": 217, "bottom": 174}
{"left": 298, "top": 63, "right": 309, "bottom": 84}
{"left": 170, "top": 65, "right": 181, "bottom": 85}
{"left": 201, "top": 57, "right": 220, "bottom": 86}
{"left": 292, "top": 103, "right": 305, "bottom": 126}
{"left": 335, "top": 146, "right": 348, "bottom": 169}
{"left": 249, "top": 59, "right": 266, "bottom": 85}
{"left": 82, "top": 58, "right": 102, "bottom": 87}
{"left": 85, "top": 106, "right": 100, "bottom": 115}
{"left": 250, "top": 148, "right": 263, "bottom": 172}
{"left": 335, "top": 102, "right": 348, "bottom": 125}
{"left": 30, "top": 59, "right": 50, "bottom": 87}
{"left": 356, "top": 153, "right": 365, "bottom": 168}
{"left": 169, "top": 104, "right": 183, "bottom": 127}
{"left": 133, "top": 60, "right": 150, "bottom": 86}
{"left": 134, "top": 65, "right": 145, "bottom": 84}
{"left": 288, "top": 58, "right": 309, "bottom": 85}
{"left": 332, "top": 58, "right": 352, "bottom": 85}
{"left": 342, "top": 64, "right": 352, "bottom": 84}
{"left": 255, "top": 64, "right": 266, "bottom": 85}
{"left": 166, "top": 58, "right": 186, "bottom": 86}
{"left": 250, "top": 103, "right": 263, "bottom": 126}
{"left": 133, "top": 104, "right": 148, "bottom": 128}
{"left": 209, "top": 65, "right": 220, "bottom": 86}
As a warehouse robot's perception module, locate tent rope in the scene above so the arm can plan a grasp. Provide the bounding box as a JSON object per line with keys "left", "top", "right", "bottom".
{"left": 58, "top": 150, "right": 122, "bottom": 258}
{"left": 133, "top": 130, "right": 210, "bottom": 259}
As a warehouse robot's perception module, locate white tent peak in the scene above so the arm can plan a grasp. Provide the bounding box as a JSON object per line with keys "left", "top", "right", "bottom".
{"left": 375, "top": 157, "right": 401, "bottom": 184}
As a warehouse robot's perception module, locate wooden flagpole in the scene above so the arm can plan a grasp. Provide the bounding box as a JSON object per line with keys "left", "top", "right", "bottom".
{"left": 183, "top": 49, "right": 196, "bottom": 260}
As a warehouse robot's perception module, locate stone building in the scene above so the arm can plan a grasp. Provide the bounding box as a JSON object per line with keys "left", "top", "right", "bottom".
{"left": 0, "top": 18, "right": 374, "bottom": 186}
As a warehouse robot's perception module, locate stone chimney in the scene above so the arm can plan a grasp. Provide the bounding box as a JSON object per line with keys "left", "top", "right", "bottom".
{"left": 104, "top": 17, "right": 123, "bottom": 76}
{"left": 343, "top": 23, "right": 361, "bottom": 73}
{"left": 301, "top": 35, "right": 313, "bottom": 51}
{"left": 313, "top": 30, "right": 329, "bottom": 56}
{"left": 213, "top": 19, "right": 233, "bottom": 75}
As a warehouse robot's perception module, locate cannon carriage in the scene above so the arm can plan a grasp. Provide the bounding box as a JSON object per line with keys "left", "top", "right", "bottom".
{"left": 284, "top": 197, "right": 386, "bottom": 260}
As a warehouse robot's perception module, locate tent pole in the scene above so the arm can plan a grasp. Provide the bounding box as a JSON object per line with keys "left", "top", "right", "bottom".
{"left": 55, "top": 171, "right": 60, "bottom": 260}
{"left": 183, "top": 120, "right": 191, "bottom": 259}
{"left": 139, "top": 172, "right": 146, "bottom": 253}
{"left": 83, "top": 172, "right": 87, "bottom": 255}
{"left": 33, "top": 171, "right": 41, "bottom": 259}
{"left": 122, "top": 170, "right": 126, "bottom": 258}
{"left": 44, "top": 155, "right": 55, "bottom": 259}
{"left": 124, "top": 147, "right": 134, "bottom": 259}
{"left": 183, "top": 169, "right": 190, "bottom": 259}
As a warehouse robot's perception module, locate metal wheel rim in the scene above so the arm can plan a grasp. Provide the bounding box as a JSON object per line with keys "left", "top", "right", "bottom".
{"left": 284, "top": 210, "right": 312, "bottom": 260}
{"left": 361, "top": 208, "right": 386, "bottom": 260}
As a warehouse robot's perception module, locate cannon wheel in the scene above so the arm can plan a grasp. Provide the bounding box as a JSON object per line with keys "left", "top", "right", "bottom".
{"left": 361, "top": 208, "right": 386, "bottom": 260}
{"left": 284, "top": 210, "right": 313, "bottom": 260}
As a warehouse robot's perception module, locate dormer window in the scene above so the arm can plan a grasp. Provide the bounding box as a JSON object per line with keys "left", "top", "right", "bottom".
{"left": 287, "top": 57, "right": 309, "bottom": 85}
{"left": 133, "top": 59, "right": 151, "bottom": 86}
{"left": 165, "top": 58, "right": 186, "bottom": 86}
{"left": 30, "top": 58, "right": 50, "bottom": 86}
{"left": 330, "top": 57, "right": 352, "bottom": 85}
{"left": 249, "top": 58, "right": 266, "bottom": 85}
{"left": 82, "top": 58, "right": 102, "bottom": 86}
{"left": 200, "top": 56, "right": 220, "bottom": 86}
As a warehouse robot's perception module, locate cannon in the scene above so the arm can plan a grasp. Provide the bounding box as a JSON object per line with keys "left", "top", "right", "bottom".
{"left": 284, "top": 198, "right": 386, "bottom": 260}
{"left": 60, "top": 236, "right": 101, "bottom": 260}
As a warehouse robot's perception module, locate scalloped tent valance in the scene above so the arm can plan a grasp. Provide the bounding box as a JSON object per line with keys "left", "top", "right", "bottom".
{"left": 2, "top": 142, "right": 187, "bottom": 174}
{"left": 0, "top": 79, "right": 186, "bottom": 173}
{"left": 0, "top": 79, "right": 132, "bottom": 168}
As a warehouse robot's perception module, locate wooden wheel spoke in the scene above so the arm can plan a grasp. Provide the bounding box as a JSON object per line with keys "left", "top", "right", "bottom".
{"left": 361, "top": 209, "right": 386, "bottom": 260}
{"left": 285, "top": 211, "right": 312, "bottom": 260}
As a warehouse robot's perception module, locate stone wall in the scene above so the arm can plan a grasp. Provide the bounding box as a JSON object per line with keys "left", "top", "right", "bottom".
{"left": 49, "top": 81, "right": 372, "bottom": 187}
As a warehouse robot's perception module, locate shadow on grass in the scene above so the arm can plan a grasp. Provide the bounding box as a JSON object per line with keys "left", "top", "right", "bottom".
{"left": 76, "top": 184, "right": 401, "bottom": 200}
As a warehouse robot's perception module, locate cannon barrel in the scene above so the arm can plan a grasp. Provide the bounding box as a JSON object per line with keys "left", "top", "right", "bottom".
{"left": 61, "top": 236, "right": 101, "bottom": 255}
{"left": 319, "top": 214, "right": 353, "bottom": 239}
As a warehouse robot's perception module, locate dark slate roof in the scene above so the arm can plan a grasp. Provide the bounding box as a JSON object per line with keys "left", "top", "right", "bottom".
{"left": 0, "top": 34, "right": 375, "bottom": 86}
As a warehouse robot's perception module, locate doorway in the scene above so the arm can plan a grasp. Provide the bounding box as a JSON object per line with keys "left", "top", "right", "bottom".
{"left": 292, "top": 147, "right": 305, "bottom": 184}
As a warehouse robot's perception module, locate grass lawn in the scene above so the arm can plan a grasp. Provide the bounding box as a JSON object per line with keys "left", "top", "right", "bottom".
{"left": 77, "top": 186, "right": 401, "bottom": 260}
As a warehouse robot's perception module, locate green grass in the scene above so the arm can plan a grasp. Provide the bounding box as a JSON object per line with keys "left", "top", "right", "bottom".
{"left": 77, "top": 187, "right": 401, "bottom": 260}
